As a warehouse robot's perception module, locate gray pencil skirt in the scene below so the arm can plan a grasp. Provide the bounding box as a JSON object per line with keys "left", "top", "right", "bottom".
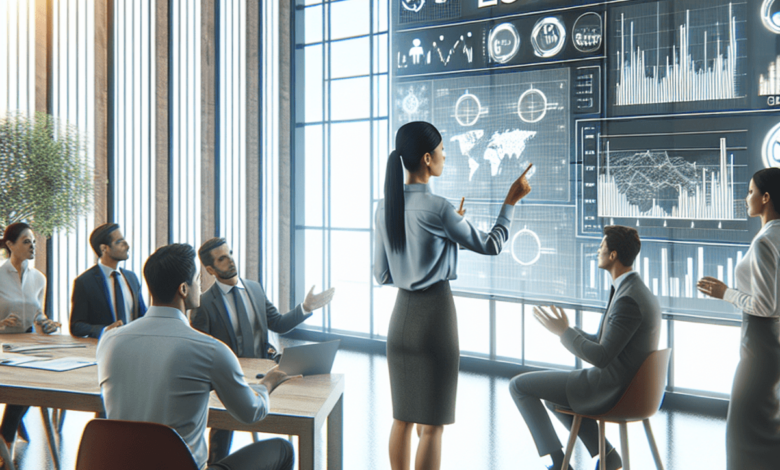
{"left": 387, "top": 280, "right": 459, "bottom": 425}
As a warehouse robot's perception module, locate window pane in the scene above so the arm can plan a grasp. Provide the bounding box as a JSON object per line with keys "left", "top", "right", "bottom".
{"left": 455, "top": 296, "right": 489, "bottom": 355}
{"left": 330, "top": 0, "right": 369, "bottom": 40}
{"left": 373, "top": 121, "right": 389, "bottom": 200}
{"left": 496, "top": 301, "right": 522, "bottom": 360}
{"left": 304, "top": 5, "right": 322, "bottom": 44}
{"left": 524, "top": 305, "right": 575, "bottom": 367}
{"left": 331, "top": 38, "right": 370, "bottom": 79}
{"left": 303, "top": 229, "right": 324, "bottom": 329}
{"left": 304, "top": 125, "right": 324, "bottom": 226}
{"left": 330, "top": 231, "right": 371, "bottom": 333}
{"left": 331, "top": 121, "right": 371, "bottom": 228}
{"left": 374, "top": 0, "right": 388, "bottom": 33}
{"left": 330, "top": 77, "right": 370, "bottom": 120}
{"left": 377, "top": 74, "right": 388, "bottom": 117}
{"left": 375, "top": 34, "right": 388, "bottom": 74}
{"left": 373, "top": 284, "right": 397, "bottom": 337}
{"left": 304, "top": 44, "right": 323, "bottom": 122}
{"left": 674, "top": 321, "right": 740, "bottom": 394}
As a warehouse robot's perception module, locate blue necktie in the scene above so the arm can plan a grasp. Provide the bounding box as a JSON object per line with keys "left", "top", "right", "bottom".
{"left": 232, "top": 286, "right": 255, "bottom": 357}
{"left": 111, "top": 271, "right": 127, "bottom": 324}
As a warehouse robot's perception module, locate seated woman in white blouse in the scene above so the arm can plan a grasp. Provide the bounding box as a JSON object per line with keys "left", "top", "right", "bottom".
{"left": 0, "top": 223, "right": 60, "bottom": 458}
{"left": 698, "top": 168, "right": 780, "bottom": 469}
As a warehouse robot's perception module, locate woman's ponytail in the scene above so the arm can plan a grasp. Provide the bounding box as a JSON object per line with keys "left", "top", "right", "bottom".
{"left": 382, "top": 121, "right": 442, "bottom": 254}
{"left": 384, "top": 150, "right": 406, "bottom": 253}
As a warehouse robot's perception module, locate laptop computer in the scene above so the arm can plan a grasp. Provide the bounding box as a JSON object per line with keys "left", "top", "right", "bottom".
{"left": 277, "top": 340, "right": 340, "bottom": 376}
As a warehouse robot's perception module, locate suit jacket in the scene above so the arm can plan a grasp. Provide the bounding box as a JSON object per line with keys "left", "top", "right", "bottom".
{"left": 561, "top": 272, "right": 661, "bottom": 415}
{"left": 190, "top": 279, "right": 310, "bottom": 358}
{"left": 70, "top": 264, "right": 147, "bottom": 338}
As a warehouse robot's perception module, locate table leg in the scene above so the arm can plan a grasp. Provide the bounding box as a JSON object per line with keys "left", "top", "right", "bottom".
{"left": 0, "top": 437, "right": 16, "bottom": 470}
{"left": 297, "top": 425, "right": 315, "bottom": 470}
{"left": 40, "top": 407, "right": 61, "bottom": 470}
{"left": 327, "top": 395, "right": 343, "bottom": 470}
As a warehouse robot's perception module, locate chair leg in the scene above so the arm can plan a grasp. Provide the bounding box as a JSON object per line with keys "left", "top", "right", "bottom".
{"left": 40, "top": 408, "right": 61, "bottom": 470}
{"left": 0, "top": 436, "right": 16, "bottom": 470}
{"left": 561, "top": 415, "right": 581, "bottom": 470}
{"left": 55, "top": 409, "right": 66, "bottom": 433}
{"left": 598, "top": 420, "right": 606, "bottom": 470}
{"left": 643, "top": 419, "right": 664, "bottom": 470}
{"left": 619, "top": 422, "right": 630, "bottom": 470}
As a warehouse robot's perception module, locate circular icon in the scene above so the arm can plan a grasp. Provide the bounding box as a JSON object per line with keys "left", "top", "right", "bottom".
{"left": 762, "top": 122, "right": 780, "bottom": 168}
{"left": 531, "top": 17, "right": 566, "bottom": 58}
{"left": 455, "top": 92, "right": 484, "bottom": 127}
{"left": 762, "top": 0, "right": 780, "bottom": 33}
{"left": 488, "top": 23, "right": 521, "bottom": 64}
{"left": 517, "top": 88, "right": 548, "bottom": 123}
{"left": 401, "top": 0, "right": 425, "bottom": 13}
{"left": 572, "top": 12, "right": 603, "bottom": 53}
{"left": 402, "top": 93, "right": 420, "bottom": 114}
{"left": 511, "top": 228, "right": 542, "bottom": 266}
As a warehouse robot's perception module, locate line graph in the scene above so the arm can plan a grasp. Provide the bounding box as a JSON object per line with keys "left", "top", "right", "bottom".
{"left": 598, "top": 137, "right": 740, "bottom": 220}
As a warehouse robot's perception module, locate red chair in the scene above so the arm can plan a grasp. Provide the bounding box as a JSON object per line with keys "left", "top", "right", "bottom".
{"left": 558, "top": 348, "right": 672, "bottom": 470}
{"left": 75, "top": 419, "right": 199, "bottom": 470}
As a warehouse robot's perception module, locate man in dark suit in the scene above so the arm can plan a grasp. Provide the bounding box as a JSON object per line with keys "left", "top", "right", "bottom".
{"left": 191, "top": 237, "right": 335, "bottom": 464}
{"left": 509, "top": 225, "right": 661, "bottom": 470}
{"left": 70, "top": 223, "right": 147, "bottom": 338}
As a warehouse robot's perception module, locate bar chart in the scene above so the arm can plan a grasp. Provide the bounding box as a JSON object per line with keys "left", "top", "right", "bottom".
{"left": 581, "top": 240, "right": 748, "bottom": 316}
{"left": 612, "top": 1, "right": 745, "bottom": 106}
{"left": 758, "top": 56, "right": 780, "bottom": 95}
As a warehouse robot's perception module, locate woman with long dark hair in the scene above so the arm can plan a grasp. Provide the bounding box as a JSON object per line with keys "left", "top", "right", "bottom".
{"left": 374, "top": 121, "right": 532, "bottom": 470}
{"left": 0, "top": 223, "right": 60, "bottom": 461}
{"left": 698, "top": 168, "right": 780, "bottom": 469}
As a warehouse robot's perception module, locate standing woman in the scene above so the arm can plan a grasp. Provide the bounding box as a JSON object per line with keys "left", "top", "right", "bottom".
{"left": 0, "top": 223, "right": 60, "bottom": 455}
{"left": 698, "top": 167, "right": 780, "bottom": 469}
{"left": 374, "top": 121, "right": 532, "bottom": 470}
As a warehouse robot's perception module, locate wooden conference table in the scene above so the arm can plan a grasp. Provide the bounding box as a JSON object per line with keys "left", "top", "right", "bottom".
{"left": 0, "top": 334, "right": 344, "bottom": 470}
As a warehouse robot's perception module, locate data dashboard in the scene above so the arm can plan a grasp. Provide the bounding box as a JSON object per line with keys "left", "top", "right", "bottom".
{"left": 391, "top": 0, "right": 780, "bottom": 319}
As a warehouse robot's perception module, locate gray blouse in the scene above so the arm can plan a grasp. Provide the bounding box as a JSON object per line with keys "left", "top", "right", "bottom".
{"left": 374, "top": 184, "right": 514, "bottom": 291}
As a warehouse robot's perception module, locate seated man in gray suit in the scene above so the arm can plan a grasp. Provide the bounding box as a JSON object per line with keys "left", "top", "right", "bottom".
{"left": 191, "top": 237, "right": 335, "bottom": 464}
{"left": 509, "top": 225, "right": 661, "bottom": 470}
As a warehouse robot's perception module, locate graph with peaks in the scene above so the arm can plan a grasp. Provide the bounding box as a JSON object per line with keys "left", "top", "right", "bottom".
{"left": 598, "top": 137, "right": 741, "bottom": 220}
{"left": 581, "top": 241, "right": 749, "bottom": 317}
{"left": 613, "top": 1, "right": 746, "bottom": 106}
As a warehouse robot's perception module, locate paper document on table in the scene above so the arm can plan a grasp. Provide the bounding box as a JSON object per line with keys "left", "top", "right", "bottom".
{"left": 2, "top": 356, "right": 96, "bottom": 372}
{"left": 2, "top": 343, "right": 87, "bottom": 354}
{"left": 0, "top": 353, "right": 52, "bottom": 366}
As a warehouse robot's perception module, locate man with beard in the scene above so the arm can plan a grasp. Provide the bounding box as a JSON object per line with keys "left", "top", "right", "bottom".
{"left": 191, "top": 237, "right": 335, "bottom": 465}
{"left": 70, "top": 223, "right": 147, "bottom": 338}
{"left": 97, "top": 243, "right": 295, "bottom": 470}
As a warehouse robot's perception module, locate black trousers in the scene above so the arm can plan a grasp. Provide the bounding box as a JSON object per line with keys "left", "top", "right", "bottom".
{"left": 509, "top": 370, "right": 613, "bottom": 458}
{"left": 206, "top": 436, "right": 293, "bottom": 470}
{"left": 0, "top": 406, "right": 28, "bottom": 444}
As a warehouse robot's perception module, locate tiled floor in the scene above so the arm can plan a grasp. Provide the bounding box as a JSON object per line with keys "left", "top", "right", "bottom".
{"left": 6, "top": 341, "right": 727, "bottom": 470}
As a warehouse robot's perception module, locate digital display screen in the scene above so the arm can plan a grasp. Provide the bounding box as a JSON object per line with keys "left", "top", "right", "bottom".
{"left": 391, "top": 0, "right": 780, "bottom": 318}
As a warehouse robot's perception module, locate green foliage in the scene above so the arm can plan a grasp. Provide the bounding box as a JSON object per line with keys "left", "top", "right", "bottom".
{"left": 0, "top": 111, "right": 93, "bottom": 238}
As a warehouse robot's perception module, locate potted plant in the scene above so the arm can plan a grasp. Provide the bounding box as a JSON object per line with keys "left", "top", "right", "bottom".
{"left": 0, "top": 111, "right": 93, "bottom": 255}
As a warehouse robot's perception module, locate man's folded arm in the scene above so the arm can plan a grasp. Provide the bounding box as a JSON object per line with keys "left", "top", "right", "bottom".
{"left": 561, "top": 297, "right": 642, "bottom": 369}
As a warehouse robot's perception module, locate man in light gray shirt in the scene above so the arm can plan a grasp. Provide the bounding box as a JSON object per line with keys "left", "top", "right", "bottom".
{"left": 97, "top": 243, "right": 294, "bottom": 470}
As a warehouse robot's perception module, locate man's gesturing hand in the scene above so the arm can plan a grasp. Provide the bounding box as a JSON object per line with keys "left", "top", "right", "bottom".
{"left": 533, "top": 305, "right": 570, "bottom": 337}
{"left": 302, "top": 286, "right": 336, "bottom": 313}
